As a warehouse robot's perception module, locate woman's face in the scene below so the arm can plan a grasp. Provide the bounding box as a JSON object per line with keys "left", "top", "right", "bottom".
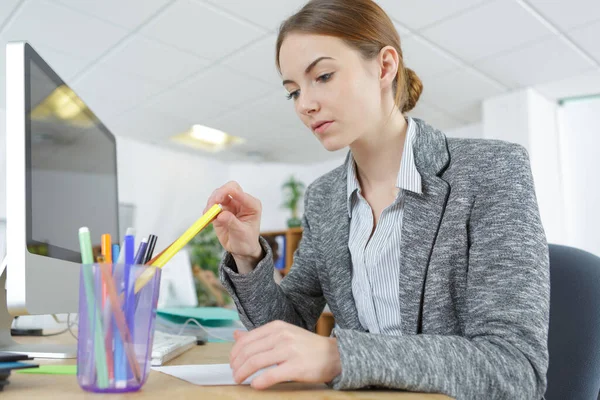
{"left": 279, "top": 33, "right": 386, "bottom": 152}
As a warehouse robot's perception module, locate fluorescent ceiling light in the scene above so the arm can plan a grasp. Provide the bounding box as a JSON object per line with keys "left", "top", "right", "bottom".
{"left": 171, "top": 125, "right": 244, "bottom": 152}
{"left": 190, "top": 125, "right": 228, "bottom": 145}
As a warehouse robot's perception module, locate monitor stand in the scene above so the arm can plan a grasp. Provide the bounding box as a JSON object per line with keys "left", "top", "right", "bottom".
{"left": 0, "top": 259, "right": 76, "bottom": 358}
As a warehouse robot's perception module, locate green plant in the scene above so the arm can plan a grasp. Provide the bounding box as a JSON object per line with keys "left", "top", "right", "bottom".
{"left": 189, "top": 224, "right": 222, "bottom": 275}
{"left": 188, "top": 224, "right": 229, "bottom": 306}
{"left": 281, "top": 175, "right": 305, "bottom": 228}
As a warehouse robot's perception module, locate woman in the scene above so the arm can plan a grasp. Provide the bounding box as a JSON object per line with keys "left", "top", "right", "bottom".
{"left": 204, "top": 1, "right": 550, "bottom": 398}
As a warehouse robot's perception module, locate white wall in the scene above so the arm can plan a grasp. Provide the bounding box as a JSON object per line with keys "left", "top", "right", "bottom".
{"left": 0, "top": 108, "right": 6, "bottom": 220}
{"left": 445, "top": 123, "right": 483, "bottom": 139}
{"left": 229, "top": 157, "right": 345, "bottom": 232}
{"left": 558, "top": 97, "right": 600, "bottom": 257}
{"left": 483, "top": 89, "right": 567, "bottom": 246}
{"left": 116, "top": 137, "right": 230, "bottom": 252}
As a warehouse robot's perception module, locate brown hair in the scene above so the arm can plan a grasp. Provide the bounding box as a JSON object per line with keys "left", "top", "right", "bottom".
{"left": 276, "top": 0, "right": 423, "bottom": 113}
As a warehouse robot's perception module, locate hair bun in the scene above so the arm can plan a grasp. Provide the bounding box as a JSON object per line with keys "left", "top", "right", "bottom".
{"left": 402, "top": 68, "right": 423, "bottom": 113}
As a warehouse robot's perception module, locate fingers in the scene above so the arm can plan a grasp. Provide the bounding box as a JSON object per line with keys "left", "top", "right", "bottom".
{"left": 204, "top": 181, "right": 261, "bottom": 214}
{"left": 233, "top": 347, "right": 286, "bottom": 385}
{"left": 230, "top": 332, "right": 276, "bottom": 370}
{"left": 250, "top": 362, "right": 295, "bottom": 390}
{"left": 230, "top": 322, "right": 280, "bottom": 362}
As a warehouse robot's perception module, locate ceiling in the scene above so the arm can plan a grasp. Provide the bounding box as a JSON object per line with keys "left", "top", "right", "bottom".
{"left": 1, "top": 0, "right": 599, "bottom": 163}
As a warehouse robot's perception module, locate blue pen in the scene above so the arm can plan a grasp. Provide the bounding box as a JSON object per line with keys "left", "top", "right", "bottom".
{"left": 112, "top": 267, "right": 125, "bottom": 387}
{"left": 123, "top": 235, "right": 135, "bottom": 381}
{"left": 112, "top": 244, "right": 120, "bottom": 265}
{"left": 133, "top": 238, "right": 148, "bottom": 266}
{"left": 113, "top": 238, "right": 127, "bottom": 387}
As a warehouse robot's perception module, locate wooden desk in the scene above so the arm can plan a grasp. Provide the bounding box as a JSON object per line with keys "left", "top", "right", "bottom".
{"left": 6, "top": 334, "right": 452, "bottom": 399}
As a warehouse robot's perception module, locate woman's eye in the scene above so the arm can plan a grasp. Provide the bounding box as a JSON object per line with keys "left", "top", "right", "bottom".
{"left": 286, "top": 90, "right": 300, "bottom": 100}
{"left": 317, "top": 72, "right": 333, "bottom": 82}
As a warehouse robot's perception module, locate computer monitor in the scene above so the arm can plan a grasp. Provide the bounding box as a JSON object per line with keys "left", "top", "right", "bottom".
{"left": 0, "top": 42, "right": 120, "bottom": 357}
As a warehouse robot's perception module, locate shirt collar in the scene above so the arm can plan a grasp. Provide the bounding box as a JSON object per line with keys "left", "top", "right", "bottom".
{"left": 346, "top": 117, "right": 422, "bottom": 217}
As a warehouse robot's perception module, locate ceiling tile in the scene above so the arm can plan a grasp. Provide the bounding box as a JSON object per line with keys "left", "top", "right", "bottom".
{"left": 393, "top": 21, "right": 412, "bottom": 37}
{"left": 419, "top": 67, "right": 506, "bottom": 113}
{"left": 71, "top": 64, "right": 164, "bottom": 118}
{"left": 475, "top": 36, "right": 595, "bottom": 88}
{"left": 222, "top": 34, "right": 281, "bottom": 87}
{"left": 569, "top": 19, "right": 600, "bottom": 64}
{"left": 55, "top": 0, "right": 172, "bottom": 30}
{"left": 204, "top": 0, "right": 305, "bottom": 31}
{"left": 206, "top": 90, "right": 304, "bottom": 139}
{"left": 0, "top": 0, "right": 127, "bottom": 63}
{"left": 0, "top": 0, "right": 21, "bottom": 26}
{"left": 526, "top": 0, "right": 600, "bottom": 31}
{"left": 99, "top": 34, "right": 211, "bottom": 86}
{"left": 376, "top": 0, "right": 489, "bottom": 30}
{"left": 30, "top": 44, "right": 88, "bottom": 81}
{"left": 534, "top": 69, "right": 600, "bottom": 100}
{"left": 141, "top": 65, "right": 275, "bottom": 123}
{"left": 108, "top": 105, "right": 191, "bottom": 141}
{"left": 408, "top": 101, "right": 466, "bottom": 131}
{"left": 0, "top": 43, "right": 87, "bottom": 109}
{"left": 139, "top": 0, "right": 266, "bottom": 60}
{"left": 401, "top": 35, "right": 461, "bottom": 78}
{"left": 421, "top": 0, "right": 553, "bottom": 63}
{"left": 178, "top": 65, "right": 274, "bottom": 109}
{"left": 144, "top": 87, "right": 230, "bottom": 122}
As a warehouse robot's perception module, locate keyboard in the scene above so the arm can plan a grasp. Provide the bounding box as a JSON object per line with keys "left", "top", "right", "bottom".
{"left": 151, "top": 330, "right": 196, "bottom": 366}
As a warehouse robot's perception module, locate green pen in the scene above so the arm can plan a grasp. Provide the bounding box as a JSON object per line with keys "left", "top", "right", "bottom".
{"left": 79, "top": 227, "right": 109, "bottom": 389}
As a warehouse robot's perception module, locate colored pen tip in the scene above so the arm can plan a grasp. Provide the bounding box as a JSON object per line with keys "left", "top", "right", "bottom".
{"left": 79, "top": 227, "right": 89, "bottom": 233}
{"left": 141, "top": 237, "right": 148, "bottom": 243}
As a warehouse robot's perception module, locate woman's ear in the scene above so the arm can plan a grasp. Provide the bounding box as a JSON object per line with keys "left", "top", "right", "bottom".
{"left": 378, "top": 45, "right": 400, "bottom": 90}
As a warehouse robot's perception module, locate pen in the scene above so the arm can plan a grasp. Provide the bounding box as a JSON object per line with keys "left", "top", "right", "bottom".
{"left": 112, "top": 244, "right": 120, "bottom": 264}
{"left": 123, "top": 235, "right": 135, "bottom": 381}
{"left": 143, "top": 235, "right": 158, "bottom": 264}
{"left": 134, "top": 204, "right": 222, "bottom": 293}
{"left": 79, "top": 227, "right": 109, "bottom": 389}
{"left": 133, "top": 238, "right": 148, "bottom": 265}
{"left": 101, "top": 234, "right": 114, "bottom": 382}
{"left": 116, "top": 228, "right": 136, "bottom": 264}
{"left": 101, "top": 234, "right": 112, "bottom": 264}
{"left": 116, "top": 234, "right": 134, "bottom": 387}
{"left": 99, "top": 263, "right": 141, "bottom": 383}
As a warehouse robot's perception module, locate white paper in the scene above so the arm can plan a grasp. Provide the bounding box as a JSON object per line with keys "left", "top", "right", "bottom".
{"left": 152, "top": 363, "right": 266, "bottom": 386}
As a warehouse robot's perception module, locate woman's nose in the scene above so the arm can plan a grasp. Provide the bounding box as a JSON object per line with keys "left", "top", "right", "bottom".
{"left": 299, "top": 92, "right": 319, "bottom": 115}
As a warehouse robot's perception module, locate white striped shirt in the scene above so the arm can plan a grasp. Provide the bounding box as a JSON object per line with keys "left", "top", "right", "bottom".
{"left": 346, "top": 117, "right": 422, "bottom": 335}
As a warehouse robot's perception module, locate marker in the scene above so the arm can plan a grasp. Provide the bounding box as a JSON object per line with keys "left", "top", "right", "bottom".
{"left": 101, "top": 234, "right": 115, "bottom": 382}
{"left": 112, "top": 244, "right": 119, "bottom": 262}
{"left": 143, "top": 235, "right": 158, "bottom": 264}
{"left": 101, "top": 234, "right": 112, "bottom": 263}
{"left": 134, "top": 204, "right": 222, "bottom": 293}
{"left": 99, "top": 263, "right": 141, "bottom": 383}
{"left": 124, "top": 235, "right": 136, "bottom": 381}
{"left": 116, "top": 228, "right": 136, "bottom": 264}
{"left": 133, "top": 238, "right": 148, "bottom": 265}
{"left": 78, "top": 227, "right": 109, "bottom": 389}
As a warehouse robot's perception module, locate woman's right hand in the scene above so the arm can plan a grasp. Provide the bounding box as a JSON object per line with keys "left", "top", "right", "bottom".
{"left": 204, "top": 181, "right": 263, "bottom": 274}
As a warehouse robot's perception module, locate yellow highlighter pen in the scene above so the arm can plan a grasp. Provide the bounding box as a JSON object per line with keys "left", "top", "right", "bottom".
{"left": 134, "top": 203, "right": 223, "bottom": 294}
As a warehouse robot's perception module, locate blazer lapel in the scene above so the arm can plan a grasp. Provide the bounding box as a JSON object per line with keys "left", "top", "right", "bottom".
{"left": 399, "top": 119, "right": 451, "bottom": 334}
{"left": 320, "top": 163, "right": 363, "bottom": 331}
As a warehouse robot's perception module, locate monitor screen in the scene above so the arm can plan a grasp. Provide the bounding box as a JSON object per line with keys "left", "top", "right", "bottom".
{"left": 25, "top": 45, "right": 119, "bottom": 262}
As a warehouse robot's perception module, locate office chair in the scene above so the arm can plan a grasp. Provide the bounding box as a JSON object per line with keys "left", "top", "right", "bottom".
{"left": 545, "top": 244, "right": 600, "bottom": 400}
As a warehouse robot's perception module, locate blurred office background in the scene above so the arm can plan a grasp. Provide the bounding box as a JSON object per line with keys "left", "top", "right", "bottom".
{"left": 0, "top": 0, "right": 598, "bottom": 258}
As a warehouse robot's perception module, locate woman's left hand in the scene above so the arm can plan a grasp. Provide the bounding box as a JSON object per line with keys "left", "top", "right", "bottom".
{"left": 229, "top": 320, "right": 342, "bottom": 389}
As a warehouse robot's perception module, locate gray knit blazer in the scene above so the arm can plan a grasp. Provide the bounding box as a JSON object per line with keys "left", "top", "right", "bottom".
{"left": 220, "top": 119, "right": 550, "bottom": 400}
